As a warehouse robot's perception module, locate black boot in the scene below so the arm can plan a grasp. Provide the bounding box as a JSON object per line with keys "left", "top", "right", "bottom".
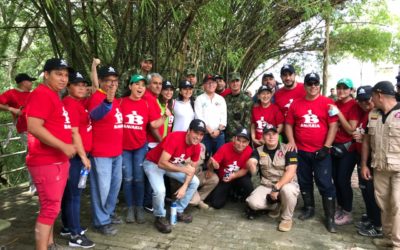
{"left": 245, "top": 206, "right": 257, "bottom": 220}
{"left": 298, "top": 192, "right": 315, "bottom": 220}
{"left": 322, "top": 196, "right": 337, "bottom": 233}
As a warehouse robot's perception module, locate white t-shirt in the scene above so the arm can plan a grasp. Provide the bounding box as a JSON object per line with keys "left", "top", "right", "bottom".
{"left": 172, "top": 99, "right": 195, "bottom": 132}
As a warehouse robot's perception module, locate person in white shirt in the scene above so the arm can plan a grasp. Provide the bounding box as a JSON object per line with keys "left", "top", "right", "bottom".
{"left": 173, "top": 80, "right": 195, "bottom": 132}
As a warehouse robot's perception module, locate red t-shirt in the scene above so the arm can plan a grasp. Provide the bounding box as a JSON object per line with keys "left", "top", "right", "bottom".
{"left": 212, "top": 142, "right": 252, "bottom": 180}
{"left": 354, "top": 105, "right": 367, "bottom": 154}
{"left": 146, "top": 131, "right": 201, "bottom": 164}
{"left": 25, "top": 84, "right": 72, "bottom": 166}
{"left": 87, "top": 90, "right": 123, "bottom": 157}
{"left": 275, "top": 83, "right": 306, "bottom": 117}
{"left": 0, "top": 89, "right": 30, "bottom": 133}
{"left": 63, "top": 96, "right": 92, "bottom": 153}
{"left": 334, "top": 99, "right": 358, "bottom": 144}
{"left": 120, "top": 97, "right": 160, "bottom": 150}
{"left": 219, "top": 88, "right": 232, "bottom": 97}
{"left": 251, "top": 104, "right": 284, "bottom": 140}
{"left": 286, "top": 95, "right": 338, "bottom": 152}
{"left": 143, "top": 90, "right": 163, "bottom": 143}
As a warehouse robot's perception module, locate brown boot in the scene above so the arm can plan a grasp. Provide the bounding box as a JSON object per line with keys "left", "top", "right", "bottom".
{"left": 177, "top": 212, "right": 193, "bottom": 223}
{"left": 154, "top": 216, "right": 171, "bottom": 234}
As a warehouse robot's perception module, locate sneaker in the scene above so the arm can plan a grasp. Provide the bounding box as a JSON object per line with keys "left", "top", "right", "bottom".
{"left": 69, "top": 234, "right": 95, "bottom": 248}
{"left": 335, "top": 211, "right": 352, "bottom": 226}
{"left": 111, "top": 214, "right": 123, "bottom": 224}
{"left": 144, "top": 205, "right": 154, "bottom": 213}
{"left": 177, "top": 212, "right": 193, "bottom": 223}
{"left": 60, "top": 227, "right": 88, "bottom": 237}
{"left": 154, "top": 216, "right": 171, "bottom": 234}
{"left": 334, "top": 208, "right": 343, "bottom": 220}
{"left": 372, "top": 238, "right": 393, "bottom": 247}
{"left": 126, "top": 207, "right": 135, "bottom": 223}
{"left": 96, "top": 224, "right": 118, "bottom": 236}
{"left": 358, "top": 224, "right": 383, "bottom": 237}
{"left": 278, "top": 220, "right": 293, "bottom": 232}
{"left": 354, "top": 219, "right": 371, "bottom": 229}
{"left": 198, "top": 201, "right": 209, "bottom": 210}
{"left": 135, "top": 206, "right": 145, "bottom": 224}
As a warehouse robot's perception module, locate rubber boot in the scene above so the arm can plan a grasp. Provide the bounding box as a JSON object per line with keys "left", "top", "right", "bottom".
{"left": 298, "top": 192, "right": 315, "bottom": 220}
{"left": 322, "top": 196, "right": 337, "bottom": 233}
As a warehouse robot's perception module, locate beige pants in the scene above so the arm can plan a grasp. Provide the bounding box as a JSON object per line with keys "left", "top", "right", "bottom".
{"left": 374, "top": 170, "right": 400, "bottom": 247}
{"left": 246, "top": 182, "right": 299, "bottom": 221}
{"left": 189, "top": 170, "right": 219, "bottom": 205}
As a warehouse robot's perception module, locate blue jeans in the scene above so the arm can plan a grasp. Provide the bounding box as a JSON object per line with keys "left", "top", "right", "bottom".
{"left": 90, "top": 155, "right": 122, "bottom": 227}
{"left": 202, "top": 132, "right": 225, "bottom": 157}
{"left": 61, "top": 156, "right": 84, "bottom": 236}
{"left": 297, "top": 150, "right": 336, "bottom": 198}
{"left": 122, "top": 144, "right": 148, "bottom": 207}
{"left": 143, "top": 160, "right": 199, "bottom": 217}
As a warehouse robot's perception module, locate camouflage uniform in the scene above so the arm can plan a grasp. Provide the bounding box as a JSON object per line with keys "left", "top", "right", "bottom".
{"left": 225, "top": 91, "right": 252, "bottom": 142}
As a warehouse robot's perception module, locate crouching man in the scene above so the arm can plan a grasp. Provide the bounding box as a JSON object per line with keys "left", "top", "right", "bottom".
{"left": 246, "top": 125, "right": 299, "bottom": 232}
{"left": 143, "top": 119, "right": 205, "bottom": 233}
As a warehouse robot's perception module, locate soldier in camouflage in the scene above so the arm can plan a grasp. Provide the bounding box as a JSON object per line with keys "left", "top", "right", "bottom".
{"left": 225, "top": 72, "right": 253, "bottom": 142}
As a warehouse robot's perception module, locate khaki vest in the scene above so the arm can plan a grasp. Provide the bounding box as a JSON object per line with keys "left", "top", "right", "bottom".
{"left": 368, "top": 108, "right": 400, "bottom": 171}
{"left": 257, "top": 143, "right": 297, "bottom": 187}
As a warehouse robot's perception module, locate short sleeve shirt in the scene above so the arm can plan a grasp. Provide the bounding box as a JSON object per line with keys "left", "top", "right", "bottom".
{"left": 251, "top": 104, "right": 284, "bottom": 140}
{"left": 274, "top": 83, "right": 306, "bottom": 117}
{"left": 0, "top": 89, "right": 30, "bottom": 133}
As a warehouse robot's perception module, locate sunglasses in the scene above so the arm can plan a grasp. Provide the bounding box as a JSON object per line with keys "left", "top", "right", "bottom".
{"left": 305, "top": 82, "right": 320, "bottom": 87}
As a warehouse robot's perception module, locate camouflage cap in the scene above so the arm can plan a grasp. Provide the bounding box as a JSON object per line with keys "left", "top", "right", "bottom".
{"left": 229, "top": 72, "right": 241, "bottom": 81}
{"left": 185, "top": 68, "right": 196, "bottom": 76}
{"left": 141, "top": 54, "right": 153, "bottom": 62}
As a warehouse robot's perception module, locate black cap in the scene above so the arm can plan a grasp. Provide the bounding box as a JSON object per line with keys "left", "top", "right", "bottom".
{"left": 396, "top": 74, "right": 400, "bottom": 86}
{"left": 257, "top": 85, "right": 273, "bottom": 94}
{"left": 15, "top": 73, "right": 36, "bottom": 84}
{"left": 189, "top": 119, "right": 207, "bottom": 133}
{"left": 372, "top": 81, "right": 396, "bottom": 96}
{"left": 69, "top": 71, "right": 88, "bottom": 84}
{"left": 43, "top": 58, "right": 72, "bottom": 72}
{"left": 98, "top": 66, "right": 118, "bottom": 79}
{"left": 179, "top": 80, "right": 194, "bottom": 89}
{"left": 162, "top": 80, "right": 174, "bottom": 90}
{"left": 304, "top": 72, "right": 320, "bottom": 84}
{"left": 262, "top": 73, "right": 274, "bottom": 79}
{"left": 263, "top": 124, "right": 278, "bottom": 134}
{"left": 202, "top": 74, "right": 215, "bottom": 84}
{"left": 280, "top": 64, "right": 295, "bottom": 75}
{"left": 235, "top": 127, "right": 250, "bottom": 141}
{"left": 214, "top": 74, "right": 224, "bottom": 80}
{"left": 356, "top": 86, "right": 372, "bottom": 101}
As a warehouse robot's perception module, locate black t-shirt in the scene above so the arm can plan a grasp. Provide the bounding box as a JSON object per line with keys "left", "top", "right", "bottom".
{"left": 250, "top": 144, "right": 298, "bottom": 166}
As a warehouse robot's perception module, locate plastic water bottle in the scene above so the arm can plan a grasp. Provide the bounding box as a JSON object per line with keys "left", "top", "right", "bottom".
{"left": 78, "top": 168, "right": 89, "bottom": 189}
{"left": 170, "top": 202, "right": 177, "bottom": 225}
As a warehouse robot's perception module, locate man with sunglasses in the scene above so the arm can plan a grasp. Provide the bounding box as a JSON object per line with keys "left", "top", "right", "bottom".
{"left": 361, "top": 81, "right": 400, "bottom": 248}
{"left": 285, "top": 72, "right": 338, "bottom": 233}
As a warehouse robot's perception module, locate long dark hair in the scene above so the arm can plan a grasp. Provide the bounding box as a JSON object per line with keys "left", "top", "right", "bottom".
{"left": 177, "top": 92, "right": 195, "bottom": 111}
{"left": 158, "top": 91, "right": 174, "bottom": 113}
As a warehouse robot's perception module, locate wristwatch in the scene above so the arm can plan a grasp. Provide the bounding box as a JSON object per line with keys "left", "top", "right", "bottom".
{"left": 272, "top": 185, "right": 280, "bottom": 192}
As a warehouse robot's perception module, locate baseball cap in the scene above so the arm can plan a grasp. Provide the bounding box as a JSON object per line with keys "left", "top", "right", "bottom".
{"left": 304, "top": 72, "right": 320, "bottom": 84}
{"left": 263, "top": 124, "right": 278, "bottom": 134}
{"left": 356, "top": 86, "right": 372, "bottom": 101}
{"left": 337, "top": 78, "right": 353, "bottom": 89}
{"left": 257, "top": 85, "right": 273, "bottom": 94}
{"left": 214, "top": 74, "right": 224, "bottom": 80}
{"left": 179, "top": 80, "right": 193, "bottom": 89}
{"left": 202, "top": 74, "right": 215, "bottom": 84}
{"left": 372, "top": 81, "right": 396, "bottom": 96}
{"left": 189, "top": 119, "right": 207, "bottom": 133}
{"left": 162, "top": 80, "right": 175, "bottom": 90}
{"left": 396, "top": 74, "right": 400, "bottom": 86}
{"left": 15, "top": 73, "right": 36, "bottom": 84}
{"left": 262, "top": 73, "right": 274, "bottom": 79}
{"left": 229, "top": 72, "right": 241, "bottom": 81}
{"left": 43, "top": 58, "right": 72, "bottom": 72}
{"left": 141, "top": 54, "right": 153, "bottom": 61}
{"left": 98, "top": 66, "right": 118, "bottom": 79}
{"left": 280, "top": 64, "right": 295, "bottom": 75}
{"left": 129, "top": 74, "right": 147, "bottom": 84}
{"left": 185, "top": 68, "right": 196, "bottom": 76}
{"left": 69, "top": 71, "right": 88, "bottom": 84}
{"left": 235, "top": 127, "right": 250, "bottom": 141}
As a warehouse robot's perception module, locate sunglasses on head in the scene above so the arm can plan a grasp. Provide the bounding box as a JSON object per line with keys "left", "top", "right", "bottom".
{"left": 305, "top": 81, "right": 320, "bottom": 87}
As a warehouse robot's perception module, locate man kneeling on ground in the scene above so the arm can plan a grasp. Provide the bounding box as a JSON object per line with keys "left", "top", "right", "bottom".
{"left": 246, "top": 125, "right": 299, "bottom": 232}
{"left": 143, "top": 119, "right": 205, "bottom": 233}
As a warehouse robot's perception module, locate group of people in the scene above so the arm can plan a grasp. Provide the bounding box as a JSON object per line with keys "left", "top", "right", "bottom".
{"left": 1, "top": 56, "right": 400, "bottom": 250}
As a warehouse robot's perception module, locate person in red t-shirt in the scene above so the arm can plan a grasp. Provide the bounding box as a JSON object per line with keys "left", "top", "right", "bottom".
{"left": 60, "top": 71, "right": 95, "bottom": 248}
{"left": 206, "top": 127, "right": 254, "bottom": 209}
{"left": 87, "top": 65, "right": 123, "bottom": 236}
{"left": 274, "top": 64, "right": 306, "bottom": 118}
{"left": 120, "top": 74, "right": 166, "bottom": 224}
{"left": 251, "top": 85, "right": 284, "bottom": 147}
{"left": 285, "top": 72, "right": 338, "bottom": 233}
{"left": 143, "top": 119, "right": 205, "bottom": 234}
{"left": 328, "top": 78, "right": 359, "bottom": 226}
{"left": 215, "top": 74, "right": 231, "bottom": 97}
{"left": 25, "top": 58, "right": 76, "bottom": 250}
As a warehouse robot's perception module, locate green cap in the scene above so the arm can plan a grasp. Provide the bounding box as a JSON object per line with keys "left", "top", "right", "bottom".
{"left": 130, "top": 74, "right": 147, "bottom": 84}
{"left": 337, "top": 78, "right": 353, "bottom": 89}
{"left": 185, "top": 68, "right": 196, "bottom": 76}
{"left": 229, "top": 72, "right": 241, "bottom": 81}
{"left": 141, "top": 54, "right": 153, "bottom": 62}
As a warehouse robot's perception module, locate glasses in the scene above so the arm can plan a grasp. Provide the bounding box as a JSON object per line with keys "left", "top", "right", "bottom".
{"left": 305, "top": 82, "right": 320, "bottom": 87}
{"left": 104, "top": 79, "right": 119, "bottom": 85}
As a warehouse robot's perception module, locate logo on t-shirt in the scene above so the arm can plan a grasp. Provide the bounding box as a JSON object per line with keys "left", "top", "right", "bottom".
{"left": 62, "top": 107, "right": 71, "bottom": 129}
{"left": 300, "top": 109, "right": 320, "bottom": 128}
{"left": 256, "top": 116, "right": 268, "bottom": 132}
{"left": 284, "top": 99, "right": 293, "bottom": 109}
{"left": 224, "top": 161, "right": 240, "bottom": 174}
{"left": 114, "top": 108, "right": 123, "bottom": 129}
{"left": 171, "top": 154, "right": 186, "bottom": 165}
{"left": 124, "top": 111, "right": 144, "bottom": 130}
